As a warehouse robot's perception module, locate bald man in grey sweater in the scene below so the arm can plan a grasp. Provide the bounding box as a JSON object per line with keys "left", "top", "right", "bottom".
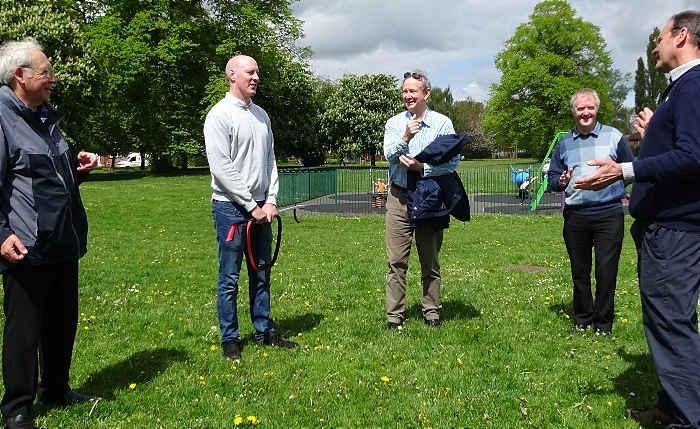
{"left": 204, "top": 55, "right": 298, "bottom": 361}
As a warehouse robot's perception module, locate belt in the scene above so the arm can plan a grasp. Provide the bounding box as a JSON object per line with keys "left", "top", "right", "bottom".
{"left": 391, "top": 183, "right": 407, "bottom": 193}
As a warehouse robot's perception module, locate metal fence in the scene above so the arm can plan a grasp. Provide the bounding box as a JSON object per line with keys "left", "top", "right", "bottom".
{"left": 278, "top": 164, "right": 566, "bottom": 216}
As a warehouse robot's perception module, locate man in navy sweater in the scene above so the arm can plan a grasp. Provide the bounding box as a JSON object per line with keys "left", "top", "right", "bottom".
{"left": 575, "top": 11, "right": 700, "bottom": 428}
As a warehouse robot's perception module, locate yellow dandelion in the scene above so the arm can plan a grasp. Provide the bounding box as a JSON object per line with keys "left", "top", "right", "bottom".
{"left": 381, "top": 376, "right": 389, "bottom": 382}
{"left": 210, "top": 345, "right": 217, "bottom": 351}
{"left": 247, "top": 415, "right": 260, "bottom": 425}
{"left": 234, "top": 415, "right": 243, "bottom": 425}
{"left": 129, "top": 383, "right": 136, "bottom": 389}
{"left": 457, "top": 358, "right": 463, "bottom": 365}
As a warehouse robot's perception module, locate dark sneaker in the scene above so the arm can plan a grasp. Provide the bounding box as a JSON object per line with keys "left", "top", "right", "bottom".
{"left": 260, "top": 332, "right": 298, "bottom": 349}
{"left": 624, "top": 407, "right": 674, "bottom": 426}
{"left": 38, "top": 390, "right": 98, "bottom": 406}
{"left": 424, "top": 318, "right": 442, "bottom": 327}
{"left": 567, "top": 324, "right": 588, "bottom": 334}
{"left": 223, "top": 339, "right": 241, "bottom": 360}
{"left": 595, "top": 329, "right": 612, "bottom": 338}
{"left": 387, "top": 321, "right": 402, "bottom": 330}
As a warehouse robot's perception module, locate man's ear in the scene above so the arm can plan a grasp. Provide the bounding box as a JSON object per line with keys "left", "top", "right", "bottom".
{"left": 424, "top": 87, "right": 431, "bottom": 100}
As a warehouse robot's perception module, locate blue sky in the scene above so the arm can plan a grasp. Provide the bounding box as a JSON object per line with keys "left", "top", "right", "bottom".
{"left": 290, "top": 0, "right": 697, "bottom": 105}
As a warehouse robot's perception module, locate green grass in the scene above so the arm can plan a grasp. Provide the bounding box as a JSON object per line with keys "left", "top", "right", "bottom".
{"left": 5, "top": 171, "right": 662, "bottom": 428}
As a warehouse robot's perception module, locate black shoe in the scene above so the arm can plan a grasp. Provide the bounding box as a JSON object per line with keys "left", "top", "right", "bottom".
{"left": 38, "top": 389, "right": 98, "bottom": 406}
{"left": 4, "top": 414, "right": 36, "bottom": 429}
{"left": 259, "top": 332, "right": 298, "bottom": 349}
{"left": 624, "top": 407, "right": 674, "bottom": 426}
{"left": 386, "top": 321, "right": 402, "bottom": 330}
{"left": 595, "top": 329, "right": 612, "bottom": 338}
{"left": 567, "top": 324, "right": 587, "bottom": 334}
{"left": 424, "top": 318, "right": 442, "bottom": 328}
{"left": 223, "top": 339, "right": 241, "bottom": 360}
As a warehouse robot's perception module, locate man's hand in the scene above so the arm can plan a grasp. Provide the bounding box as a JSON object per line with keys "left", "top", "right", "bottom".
{"left": 261, "top": 203, "right": 278, "bottom": 223}
{"left": 402, "top": 114, "right": 421, "bottom": 143}
{"left": 1, "top": 234, "right": 27, "bottom": 263}
{"left": 633, "top": 107, "right": 654, "bottom": 139}
{"left": 399, "top": 154, "right": 424, "bottom": 172}
{"left": 558, "top": 167, "right": 574, "bottom": 188}
{"left": 573, "top": 159, "right": 623, "bottom": 191}
{"left": 250, "top": 206, "right": 268, "bottom": 224}
{"left": 77, "top": 152, "right": 98, "bottom": 172}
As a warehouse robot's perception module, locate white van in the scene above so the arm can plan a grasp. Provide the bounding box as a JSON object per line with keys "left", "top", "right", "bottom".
{"left": 117, "top": 153, "right": 148, "bottom": 168}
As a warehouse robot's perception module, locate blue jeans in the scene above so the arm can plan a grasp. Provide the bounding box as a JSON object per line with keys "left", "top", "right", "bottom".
{"left": 212, "top": 200, "right": 274, "bottom": 344}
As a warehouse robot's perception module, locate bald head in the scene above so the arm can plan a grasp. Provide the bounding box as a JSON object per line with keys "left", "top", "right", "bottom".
{"left": 226, "top": 55, "right": 259, "bottom": 104}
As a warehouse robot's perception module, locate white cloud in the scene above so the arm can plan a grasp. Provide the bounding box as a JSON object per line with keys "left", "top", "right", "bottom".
{"left": 291, "top": 0, "right": 697, "bottom": 104}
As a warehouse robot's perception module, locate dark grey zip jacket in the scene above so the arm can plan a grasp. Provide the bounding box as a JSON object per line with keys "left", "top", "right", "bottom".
{"left": 0, "top": 85, "right": 89, "bottom": 272}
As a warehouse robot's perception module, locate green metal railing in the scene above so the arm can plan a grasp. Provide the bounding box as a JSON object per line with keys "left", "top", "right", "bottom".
{"left": 277, "top": 164, "right": 564, "bottom": 215}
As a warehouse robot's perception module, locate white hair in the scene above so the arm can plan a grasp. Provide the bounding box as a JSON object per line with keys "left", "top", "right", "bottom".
{"left": 0, "top": 37, "right": 43, "bottom": 86}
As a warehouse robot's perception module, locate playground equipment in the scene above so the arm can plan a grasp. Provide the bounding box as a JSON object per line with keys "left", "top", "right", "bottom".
{"left": 509, "top": 165, "right": 534, "bottom": 204}
{"left": 529, "top": 131, "right": 568, "bottom": 211}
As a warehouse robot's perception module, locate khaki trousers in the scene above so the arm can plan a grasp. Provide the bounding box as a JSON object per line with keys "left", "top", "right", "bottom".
{"left": 385, "top": 185, "right": 443, "bottom": 323}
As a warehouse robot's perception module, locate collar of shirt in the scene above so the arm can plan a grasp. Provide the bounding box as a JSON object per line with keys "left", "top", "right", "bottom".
{"left": 670, "top": 58, "right": 700, "bottom": 82}
{"left": 225, "top": 92, "right": 252, "bottom": 108}
{"left": 572, "top": 121, "right": 601, "bottom": 140}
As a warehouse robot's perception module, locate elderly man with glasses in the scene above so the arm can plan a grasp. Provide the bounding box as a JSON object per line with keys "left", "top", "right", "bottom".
{"left": 383, "top": 69, "right": 460, "bottom": 330}
{"left": 0, "top": 37, "right": 98, "bottom": 429}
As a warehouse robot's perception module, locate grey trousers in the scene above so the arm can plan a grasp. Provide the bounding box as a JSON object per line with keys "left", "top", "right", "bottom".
{"left": 385, "top": 185, "right": 443, "bottom": 323}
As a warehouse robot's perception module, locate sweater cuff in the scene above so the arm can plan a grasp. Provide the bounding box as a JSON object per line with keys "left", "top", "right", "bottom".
{"left": 621, "top": 162, "right": 635, "bottom": 185}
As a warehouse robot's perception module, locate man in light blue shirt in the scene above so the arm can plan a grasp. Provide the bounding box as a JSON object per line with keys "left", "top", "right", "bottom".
{"left": 383, "top": 69, "right": 457, "bottom": 330}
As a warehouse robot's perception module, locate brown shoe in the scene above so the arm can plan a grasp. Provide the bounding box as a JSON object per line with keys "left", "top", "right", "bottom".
{"left": 624, "top": 407, "right": 674, "bottom": 426}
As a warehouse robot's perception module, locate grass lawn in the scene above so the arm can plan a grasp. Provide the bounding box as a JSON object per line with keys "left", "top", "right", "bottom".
{"left": 7, "top": 170, "right": 662, "bottom": 428}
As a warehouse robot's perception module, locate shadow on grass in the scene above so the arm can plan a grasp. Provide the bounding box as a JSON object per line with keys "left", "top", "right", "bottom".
{"left": 405, "top": 300, "right": 480, "bottom": 322}
{"left": 36, "top": 347, "right": 189, "bottom": 411}
{"left": 239, "top": 312, "right": 324, "bottom": 346}
{"left": 612, "top": 349, "right": 663, "bottom": 428}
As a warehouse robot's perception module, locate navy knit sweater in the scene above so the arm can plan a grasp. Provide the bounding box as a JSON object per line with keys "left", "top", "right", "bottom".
{"left": 629, "top": 64, "right": 700, "bottom": 231}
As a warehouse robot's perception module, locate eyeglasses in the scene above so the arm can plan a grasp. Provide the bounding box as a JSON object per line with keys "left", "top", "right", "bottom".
{"left": 655, "top": 27, "right": 680, "bottom": 46}
{"left": 403, "top": 72, "right": 423, "bottom": 80}
{"left": 22, "top": 66, "right": 54, "bottom": 79}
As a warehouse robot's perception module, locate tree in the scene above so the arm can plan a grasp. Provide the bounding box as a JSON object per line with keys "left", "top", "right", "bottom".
{"left": 607, "top": 69, "right": 634, "bottom": 134}
{"left": 634, "top": 28, "right": 667, "bottom": 112}
{"left": 453, "top": 98, "right": 494, "bottom": 158}
{"left": 202, "top": 0, "right": 322, "bottom": 166}
{"left": 427, "top": 86, "right": 457, "bottom": 124}
{"left": 483, "top": 0, "right": 619, "bottom": 158}
{"left": 320, "top": 74, "right": 403, "bottom": 166}
{"left": 88, "top": 0, "right": 218, "bottom": 170}
{"left": 0, "top": 0, "right": 101, "bottom": 150}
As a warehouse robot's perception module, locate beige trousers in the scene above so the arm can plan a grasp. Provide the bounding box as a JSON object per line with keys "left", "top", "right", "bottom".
{"left": 385, "top": 185, "right": 443, "bottom": 323}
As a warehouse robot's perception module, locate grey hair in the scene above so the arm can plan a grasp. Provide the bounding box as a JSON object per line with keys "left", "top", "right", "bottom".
{"left": 670, "top": 10, "right": 700, "bottom": 49}
{"left": 405, "top": 69, "right": 431, "bottom": 92}
{"left": 0, "top": 37, "right": 43, "bottom": 86}
{"left": 570, "top": 88, "right": 600, "bottom": 113}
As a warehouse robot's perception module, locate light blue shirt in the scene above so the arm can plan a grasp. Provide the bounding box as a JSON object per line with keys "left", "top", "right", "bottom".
{"left": 383, "top": 108, "right": 457, "bottom": 188}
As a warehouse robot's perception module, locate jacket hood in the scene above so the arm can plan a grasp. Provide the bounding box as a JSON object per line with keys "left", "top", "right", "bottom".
{"left": 0, "top": 85, "right": 64, "bottom": 124}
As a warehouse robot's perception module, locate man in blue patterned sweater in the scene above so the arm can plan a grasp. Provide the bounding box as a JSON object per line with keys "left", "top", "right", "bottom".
{"left": 548, "top": 88, "right": 634, "bottom": 338}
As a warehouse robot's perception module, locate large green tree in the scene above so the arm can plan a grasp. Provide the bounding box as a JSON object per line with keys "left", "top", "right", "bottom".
{"left": 634, "top": 27, "right": 667, "bottom": 112}
{"left": 0, "top": 0, "right": 100, "bottom": 149}
{"left": 320, "top": 74, "right": 403, "bottom": 166}
{"left": 202, "top": 0, "right": 322, "bottom": 166}
{"left": 88, "top": 0, "right": 217, "bottom": 170}
{"left": 484, "top": 0, "right": 618, "bottom": 158}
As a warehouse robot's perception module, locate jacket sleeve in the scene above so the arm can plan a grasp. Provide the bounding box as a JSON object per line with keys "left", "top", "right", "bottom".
{"left": 0, "top": 122, "right": 13, "bottom": 244}
{"left": 423, "top": 120, "right": 457, "bottom": 178}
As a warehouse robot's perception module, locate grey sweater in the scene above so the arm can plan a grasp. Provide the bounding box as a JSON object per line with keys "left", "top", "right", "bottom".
{"left": 204, "top": 93, "right": 278, "bottom": 212}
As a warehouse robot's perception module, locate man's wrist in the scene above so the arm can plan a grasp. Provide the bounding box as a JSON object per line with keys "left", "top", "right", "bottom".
{"left": 621, "top": 162, "right": 635, "bottom": 185}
